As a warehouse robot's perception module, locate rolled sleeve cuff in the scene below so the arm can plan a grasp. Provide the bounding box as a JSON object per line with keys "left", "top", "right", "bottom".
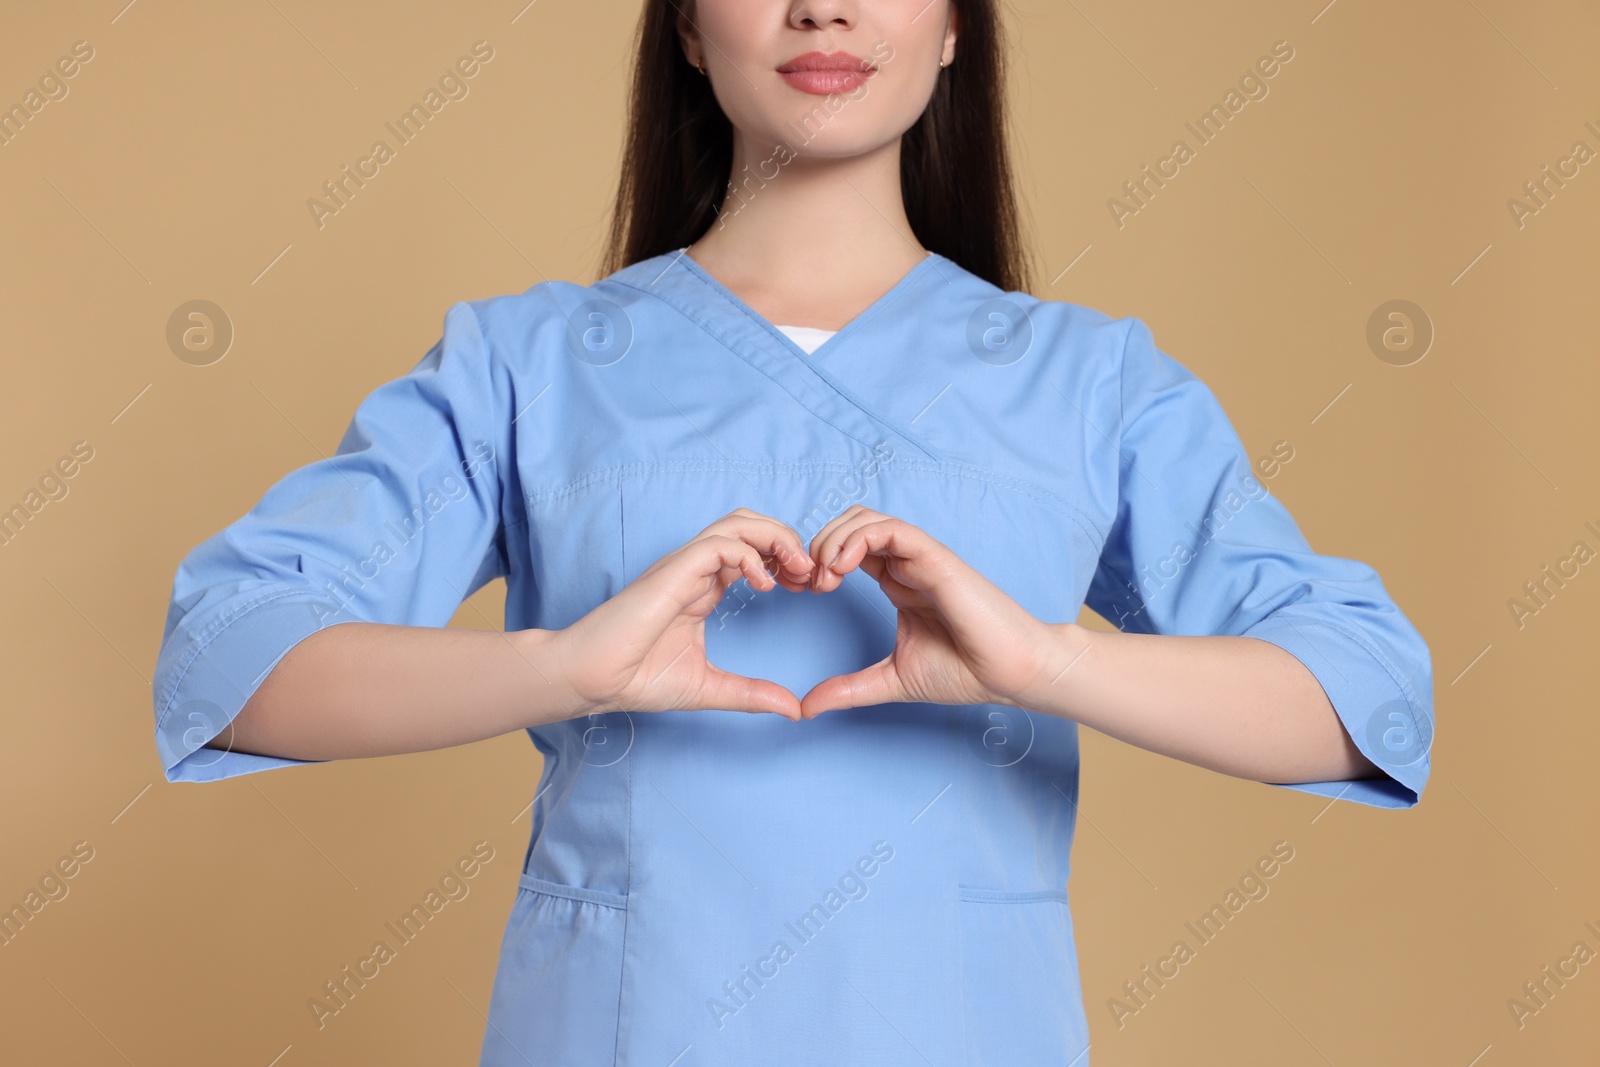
{"left": 1241, "top": 613, "right": 1432, "bottom": 811}
{"left": 153, "top": 591, "right": 345, "bottom": 783}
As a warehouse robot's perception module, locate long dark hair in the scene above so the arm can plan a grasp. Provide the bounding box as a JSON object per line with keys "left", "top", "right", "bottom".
{"left": 599, "top": 0, "right": 1034, "bottom": 295}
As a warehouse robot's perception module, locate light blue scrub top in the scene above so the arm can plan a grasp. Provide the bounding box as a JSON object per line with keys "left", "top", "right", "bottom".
{"left": 152, "top": 247, "right": 1434, "bottom": 1065}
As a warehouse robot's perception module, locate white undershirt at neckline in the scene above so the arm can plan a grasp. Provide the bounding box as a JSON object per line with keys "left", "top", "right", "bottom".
{"left": 774, "top": 324, "right": 837, "bottom": 354}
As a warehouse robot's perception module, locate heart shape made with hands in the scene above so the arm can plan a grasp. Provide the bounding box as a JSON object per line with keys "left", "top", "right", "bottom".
{"left": 679, "top": 506, "right": 1060, "bottom": 722}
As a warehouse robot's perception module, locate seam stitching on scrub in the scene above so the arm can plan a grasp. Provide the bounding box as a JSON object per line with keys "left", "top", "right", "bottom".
{"left": 463, "top": 299, "right": 516, "bottom": 551}
{"left": 517, "top": 873, "right": 628, "bottom": 909}
{"left": 1118, "top": 317, "right": 1135, "bottom": 448}
{"left": 153, "top": 586, "right": 324, "bottom": 733}
{"left": 617, "top": 476, "right": 627, "bottom": 584}
{"left": 1249, "top": 610, "right": 1429, "bottom": 737}
{"left": 465, "top": 296, "right": 539, "bottom": 558}
{"left": 956, "top": 886, "right": 1072, "bottom": 904}
{"left": 894, "top": 460, "right": 1107, "bottom": 545}
{"left": 520, "top": 458, "right": 1107, "bottom": 547}
{"left": 613, "top": 657, "right": 635, "bottom": 1067}
{"left": 521, "top": 459, "right": 880, "bottom": 503}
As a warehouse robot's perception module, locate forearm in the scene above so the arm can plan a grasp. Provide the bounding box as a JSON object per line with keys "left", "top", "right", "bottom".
{"left": 1012, "top": 622, "right": 1385, "bottom": 786}
{"left": 205, "top": 622, "right": 586, "bottom": 762}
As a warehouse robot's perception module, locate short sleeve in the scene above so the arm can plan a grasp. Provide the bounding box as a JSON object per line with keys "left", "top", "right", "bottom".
{"left": 151, "top": 300, "right": 511, "bottom": 784}
{"left": 1082, "top": 317, "right": 1433, "bottom": 810}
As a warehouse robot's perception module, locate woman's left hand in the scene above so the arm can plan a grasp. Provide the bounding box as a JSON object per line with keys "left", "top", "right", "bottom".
{"left": 797, "top": 505, "right": 1061, "bottom": 718}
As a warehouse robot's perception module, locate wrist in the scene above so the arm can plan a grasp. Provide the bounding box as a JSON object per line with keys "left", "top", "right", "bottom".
{"left": 513, "top": 626, "right": 609, "bottom": 726}
{"left": 1004, "top": 620, "right": 1097, "bottom": 716}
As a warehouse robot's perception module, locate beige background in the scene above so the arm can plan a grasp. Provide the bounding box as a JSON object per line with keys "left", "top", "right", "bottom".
{"left": 2, "top": 0, "right": 1596, "bottom": 1062}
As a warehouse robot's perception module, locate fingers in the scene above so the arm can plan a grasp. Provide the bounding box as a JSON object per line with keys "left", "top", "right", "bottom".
{"left": 681, "top": 533, "right": 786, "bottom": 609}
{"left": 808, "top": 505, "right": 902, "bottom": 590}
{"left": 807, "top": 503, "right": 874, "bottom": 573}
{"left": 694, "top": 508, "right": 817, "bottom": 592}
{"left": 808, "top": 509, "right": 952, "bottom": 597}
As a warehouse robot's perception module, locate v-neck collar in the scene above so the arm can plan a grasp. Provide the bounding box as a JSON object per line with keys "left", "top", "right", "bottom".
{"left": 610, "top": 245, "right": 954, "bottom": 462}
{"left": 667, "top": 246, "right": 948, "bottom": 362}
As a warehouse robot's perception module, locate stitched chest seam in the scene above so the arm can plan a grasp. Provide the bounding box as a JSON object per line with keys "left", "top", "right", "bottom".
{"left": 522, "top": 457, "right": 1107, "bottom": 549}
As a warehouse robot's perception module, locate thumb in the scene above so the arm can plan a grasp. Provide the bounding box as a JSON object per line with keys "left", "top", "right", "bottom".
{"left": 697, "top": 663, "right": 804, "bottom": 721}
{"left": 799, "top": 654, "right": 902, "bottom": 719}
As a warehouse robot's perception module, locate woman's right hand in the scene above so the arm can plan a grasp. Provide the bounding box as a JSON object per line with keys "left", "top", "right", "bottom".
{"left": 547, "top": 508, "right": 817, "bottom": 721}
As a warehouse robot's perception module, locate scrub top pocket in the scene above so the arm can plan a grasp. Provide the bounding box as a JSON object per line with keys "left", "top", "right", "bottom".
{"left": 478, "top": 874, "right": 629, "bottom": 1067}
{"left": 957, "top": 886, "right": 1092, "bottom": 1066}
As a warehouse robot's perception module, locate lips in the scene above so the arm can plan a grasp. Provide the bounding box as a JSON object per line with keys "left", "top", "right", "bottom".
{"left": 777, "top": 50, "right": 875, "bottom": 74}
{"left": 777, "top": 50, "right": 876, "bottom": 95}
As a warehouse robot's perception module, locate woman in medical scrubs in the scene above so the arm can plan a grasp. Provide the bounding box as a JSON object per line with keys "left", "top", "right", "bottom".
{"left": 152, "top": 1, "right": 1435, "bottom": 1063}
